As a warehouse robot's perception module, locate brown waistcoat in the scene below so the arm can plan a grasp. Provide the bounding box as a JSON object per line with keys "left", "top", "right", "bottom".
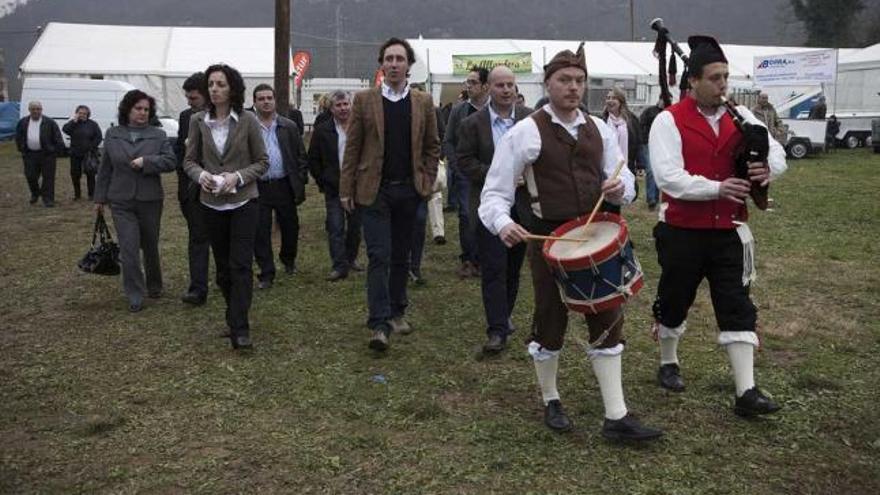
{"left": 530, "top": 109, "right": 604, "bottom": 221}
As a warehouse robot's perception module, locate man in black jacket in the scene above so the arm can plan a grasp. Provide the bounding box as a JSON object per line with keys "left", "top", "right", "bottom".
{"left": 175, "top": 72, "right": 211, "bottom": 306}
{"left": 308, "top": 90, "right": 362, "bottom": 281}
{"left": 253, "top": 84, "right": 309, "bottom": 289}
{"left": 15, "top": 101, "right": 65, "bottom": 206}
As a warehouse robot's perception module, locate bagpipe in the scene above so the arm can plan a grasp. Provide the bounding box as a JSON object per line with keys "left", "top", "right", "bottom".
{"left": 650, "top": 18, "right": 770, "bottom": 210}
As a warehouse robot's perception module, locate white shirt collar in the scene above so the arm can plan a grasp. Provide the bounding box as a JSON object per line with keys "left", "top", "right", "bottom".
{"left": 381, "top": 81, "right": 410, "bottom": 102}
{"left": 542, "top": 103, "right": 587, "bottom": 128}
{"left": 696, "top": 104, "right": 725, "bottom": 121}
{"left": 488, "top": 101, "right": 515, "bottom": 122}
{"left": 205, "top": 109, "right": 240, "bottom": 124}
{"left": 334, "top": 118, "right": 347, "bottom": 133}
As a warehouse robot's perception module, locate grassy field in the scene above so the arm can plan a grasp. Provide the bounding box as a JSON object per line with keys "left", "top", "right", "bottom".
{"left": 0, "top": 141, "right": 878, "bottom": 494}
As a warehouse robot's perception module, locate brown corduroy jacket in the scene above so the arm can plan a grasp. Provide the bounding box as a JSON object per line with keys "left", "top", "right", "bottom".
{"left": 339, "top": 87, "right": 440, "bottom": 206}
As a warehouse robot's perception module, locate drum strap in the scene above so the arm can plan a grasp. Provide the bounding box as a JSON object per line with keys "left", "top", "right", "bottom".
{"left": 734, "top": 221, "right": 757, "bottom": 286}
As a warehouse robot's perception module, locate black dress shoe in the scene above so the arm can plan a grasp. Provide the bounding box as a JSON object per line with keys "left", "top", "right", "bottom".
{"left": 658, "top": 363, "right": 685, "bottom": 392}
{"left": 29, "top": 196, "right": 39, "bottom": 205}
{"left": 544, "top": 399, "right": 572, "bottom": 432}
{"left": 44, "top": 202, "right": 55, "bottom": 208}
{"left": 147, "top": 290, "right": 162, "bottom": 299}
{"left": 349, "top": 261, "right": 364, "bottom": 272}
{"left": 482, "top": 334, "right": 506, "bottom": 354}
{"left": 433, "top": 235, "right": 447, "bottom": 245}
{"left": 326, "top": 270, "right": 347, "bottom": 282}
{"left": 734, "top": 387, "right": 781, "bottom": 417}
{"left": 284, "top": 264, "right": 297, "bottom": 275}
{"left": 181, "top": 291, "right": 207, "bottom": 306}
{"left": 602, "top": 414, "right": 664, "bottom": 442}
{"left": 368, "top": 328, "right": 390, "bottom": 351}
{"left": 129, "top": 303, "right": 143, "bottom": 313}
{"left": 231, "top": 335, "right": 253, "bottom": 350}
{"left": 257, "top": 279, "right": 273, "bottom": 290}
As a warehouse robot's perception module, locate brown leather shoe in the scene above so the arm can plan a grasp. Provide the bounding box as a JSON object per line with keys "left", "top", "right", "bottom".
{"left": 482, "top": 334, "right": 507, "bottom": 354}
{"left": 368, "top": 329, "right": 389, "bottom": 351}
{"left": 389, "top": 316, "right": 412, "bottom": 335}
{"left": 326, "top": 270, "right": 347, "bottom": 282}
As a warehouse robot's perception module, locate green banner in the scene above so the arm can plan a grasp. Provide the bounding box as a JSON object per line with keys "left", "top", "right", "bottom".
{"left": 452, "top": 52, "right": 533, "bottom": 75}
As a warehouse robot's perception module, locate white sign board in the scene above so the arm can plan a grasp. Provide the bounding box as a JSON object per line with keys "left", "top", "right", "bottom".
{"left": 753, "top": 49, "right": 837, "bottom": 86}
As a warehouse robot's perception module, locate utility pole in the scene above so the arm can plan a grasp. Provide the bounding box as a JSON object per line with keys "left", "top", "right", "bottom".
{"left": 629, "top": 0, "right": 635, "bottom": 41}
{"left": 336, "top": 3, "right": 345, "bottom": 78}
{"left": 274, "top": 0, "right": 291, "bottom": 116}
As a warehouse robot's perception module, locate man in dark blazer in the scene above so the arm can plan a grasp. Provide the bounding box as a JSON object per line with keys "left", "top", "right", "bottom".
{"left": 457, "top": 66, "right": 533, "bottom": 353}
{"left": 309, "top": 90, "right": 362, "bottom": 282}
{"left": 175, "top": 72, "right": 211, "bottom": 305}
{"left": 339, "top": 37, "right": 440, "bottom": 351}
{"left": 252, "top": 84, "right": 308, "bottom": 289}
{"left": 15, "top": 101, "right": 65, "bottom": 206}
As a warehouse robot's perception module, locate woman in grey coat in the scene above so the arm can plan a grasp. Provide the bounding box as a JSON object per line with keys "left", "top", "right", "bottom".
{"left": 94, "top": 90, "right": 177, "bottom": 312}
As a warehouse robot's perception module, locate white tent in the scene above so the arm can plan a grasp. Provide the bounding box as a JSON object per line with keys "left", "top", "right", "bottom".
{"left": 19, "top": 22, "right": 292, "bottom": 116}
{"left": 836, "top": 43, "right": 880, "bottom": 112}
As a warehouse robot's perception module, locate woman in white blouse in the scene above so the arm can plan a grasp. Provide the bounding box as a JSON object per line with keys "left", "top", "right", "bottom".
{"left": 184, "top": 64, "right": 268, "bottom": 351}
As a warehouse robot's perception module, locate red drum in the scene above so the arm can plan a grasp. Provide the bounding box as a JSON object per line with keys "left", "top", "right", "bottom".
{"left": 542, "top": 212, "right": 644, "bottom": 314}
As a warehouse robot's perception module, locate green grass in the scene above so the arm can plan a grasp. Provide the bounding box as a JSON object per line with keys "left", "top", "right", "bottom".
{"left": 1, "top": 142, "right": 878, "bottom": 494}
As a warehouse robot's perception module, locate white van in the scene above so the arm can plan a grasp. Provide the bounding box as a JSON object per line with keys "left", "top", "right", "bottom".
{"left": 19, "top": 78, "right": 178, "bottom": 149}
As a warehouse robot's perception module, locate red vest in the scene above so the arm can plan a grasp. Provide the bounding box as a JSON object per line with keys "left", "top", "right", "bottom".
{"left": 664, "top": 97, "right": 747, "bottom": 229}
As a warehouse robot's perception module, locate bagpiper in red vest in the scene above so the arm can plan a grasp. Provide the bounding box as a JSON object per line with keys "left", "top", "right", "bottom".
{"left": 663, "top": 96, "right": 746, "bottom": 229}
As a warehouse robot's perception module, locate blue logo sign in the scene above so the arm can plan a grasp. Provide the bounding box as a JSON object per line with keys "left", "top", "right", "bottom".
{"left": 757, "top": 58, "right": 795, "bottom": 69}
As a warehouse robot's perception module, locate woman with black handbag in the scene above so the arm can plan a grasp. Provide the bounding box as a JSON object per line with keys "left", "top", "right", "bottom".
{"left": 63, "top": 105, "right": 103, "bottom": 200}
{"left": 94, "top": 90, "right": 177, "bottom": 313}
{"left": 184, "top": 64, "right": 268, "bottom": 351}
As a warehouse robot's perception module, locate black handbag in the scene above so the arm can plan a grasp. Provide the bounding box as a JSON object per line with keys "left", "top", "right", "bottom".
{"left": 83, "top": 150, "right": 100, "bottom": 175}
{"left": 78, "top": 212, "right": 121, "bottom": 276}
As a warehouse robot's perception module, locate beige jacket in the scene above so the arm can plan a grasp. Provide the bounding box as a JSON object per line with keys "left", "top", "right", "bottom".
{"left": 183, "top": 110, "right": 268, "bottom": 206}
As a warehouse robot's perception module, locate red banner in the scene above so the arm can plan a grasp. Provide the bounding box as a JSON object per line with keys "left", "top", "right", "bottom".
{"left": 373, "top": 68, "right": 384, "bottom": 88}
{"left": 292, "top": 51, "right": 311, "bottom": 88}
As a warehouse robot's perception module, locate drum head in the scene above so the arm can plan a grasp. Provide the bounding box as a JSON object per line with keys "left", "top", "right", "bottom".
{"left": 547, "top": 221, "right": 621, "bottom": 260}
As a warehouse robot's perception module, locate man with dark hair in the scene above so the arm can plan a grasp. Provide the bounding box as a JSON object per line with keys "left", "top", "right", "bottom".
{"left": 457, "top": 65, "right": 532, "bottom": 354}
{"left": 444, "top": 66, "right": 489, "bottom": 278}
{"left": 15, "top": 101, "right": 65, "bottom": 207}
{"left": 309, "top": 90, "right": 362, "bottom": 282}
{"left": 649, "top": 36, "right": 787, "bottom": 416}
{"left": 809, "top": 95, "right": 827, "bottom": 120}
{"left": 251, "top": 83, "right": 308, "bottom": 289}
{"left": 480, "top": 45, "right": 662, "bottom": 442}
{"left": 176, "top": 72, "right": 211, "bottom": 305}
{"left": 638, "top": 98, "right": 665, "bottom": 211}
{"left": 340, "top": 37, "right": 440, "bottom": 351}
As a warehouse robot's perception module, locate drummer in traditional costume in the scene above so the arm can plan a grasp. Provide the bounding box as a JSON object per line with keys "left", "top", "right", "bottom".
{"left": 649, "top": 36, "right": 787, "bottom": 416}
{"left": 479, "top": 45, "right": 663, "bottom": 441}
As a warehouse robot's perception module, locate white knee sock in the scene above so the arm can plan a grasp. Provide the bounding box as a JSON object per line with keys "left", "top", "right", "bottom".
{"left": 591, "top": 353, "right": 628, "bottom": 420}
{"left": 533, "top": 355, "right": 560, "bottom": 405}
{"left": 726, "top": 342, "right": 756, "bottom": 397}
{"left": 659, "top": 336, "right": 680, "bottom": 365}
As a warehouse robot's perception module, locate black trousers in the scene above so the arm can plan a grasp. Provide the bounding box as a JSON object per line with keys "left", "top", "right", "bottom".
{"left": 23, "top": 151, "right": 56, "bottom": 204}
{"left": 203, "top": 201, "right": 259, "bottom": 337}
{"left": 254, "top": 179, "right": 299, "bottom": 282}
{"left": 652, "top": 222, "right": 757, "bottom": 332}
{"left": 475, "top": 217, "right": 526, "bottom": 337}
{"left": 179, "top": 193, "right": 211, "bottom": 298}
{"left": 69, "top": 155, "right": 96, "bottom": 199}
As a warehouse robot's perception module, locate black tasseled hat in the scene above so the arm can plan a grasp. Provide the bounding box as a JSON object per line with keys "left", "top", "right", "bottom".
{"left": 687, "top": 35, "right": 727, "bottom": 75}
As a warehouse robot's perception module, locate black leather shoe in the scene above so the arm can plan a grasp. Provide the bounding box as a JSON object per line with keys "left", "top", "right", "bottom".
{"left": 433, "top": 235, "right": 446, "bottom": 245}
{"left": 602, "top": 414, "right": 664, "bottom": 442}
{"left": 29, "top": 196, "right": 39, "bottom": 205}
{"left": 326, "top": 270, "right": 347, "bottom": 282}
{"left": 658, "top": 363, "right": 685, "bottom": 392}
{"left": 231, "top": 335, "right": 253, "bottom": 351}
{"left": 349, "top": 261, "right": 364, "bottom": 272}
{"left": 284, "top": 264, "right": 297, "bottom": 275}
{"left": 544, "top": 399, "right": 572, "bottom": 432}
{"left": 734, "top": 387, "right": 781, "bottom": 417}
{"left": 482, "top": 334, "right": 507, "bottom": 354}
{"left": 368, "top": 328, "right": 390, "bottom": 351}
{"left": 44, "top": 202, "right": 55, "bottom": 208}
{"left": 257, "top": 279, "right": 273, "bottom": 290}
{"left": 129, "top": 303, "right": 143, "bottom": 313}
{"left": 181, "top": 291, "right": 207, "bottom": 306}
{"left": 147, "top": 290, "right": 162, "bottom": 299}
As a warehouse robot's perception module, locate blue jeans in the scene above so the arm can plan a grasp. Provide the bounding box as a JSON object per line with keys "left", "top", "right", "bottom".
{"left": 324, "top": 192, "right": 362, "bottom": 275}
{"left": 640, "top": 144, "right": 659, "bottom": 206}
{"left": 360, "top": 182, "right": 421, "bottom": 330}
{"left": 451, "top": 168, "right": 477, "bottom": 263}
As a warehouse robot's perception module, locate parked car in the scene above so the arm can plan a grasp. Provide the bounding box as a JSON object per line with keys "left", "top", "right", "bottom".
{"left": 781, "top": 119, "right": 826, "bottom": 159}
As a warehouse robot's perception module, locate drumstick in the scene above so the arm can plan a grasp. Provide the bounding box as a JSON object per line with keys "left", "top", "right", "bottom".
{"left": 580, "top": 158, "right": 628, "bottom": 236}
{"left": 524, "top": 234, "right": 589, "bottom": 242}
